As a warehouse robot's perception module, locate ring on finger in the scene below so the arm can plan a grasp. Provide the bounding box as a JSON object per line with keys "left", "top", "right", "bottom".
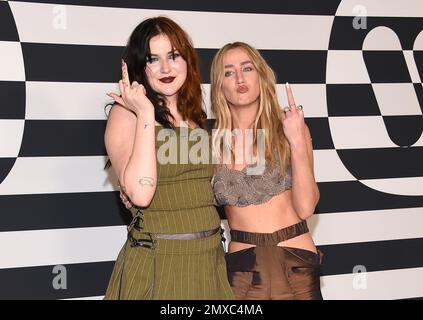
{"left": 283, "top": 106, "right": 291, "bottom": 113}
{"left": 296, "top": 105, "right": 303, "bottom": 111}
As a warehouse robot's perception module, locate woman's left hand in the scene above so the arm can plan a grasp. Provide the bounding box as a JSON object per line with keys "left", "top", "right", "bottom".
{"left": 117, "top": 181, "right": 133, "bottom": 209}
{"left": 281, "top": 83, "right": 306, "bottom": 147}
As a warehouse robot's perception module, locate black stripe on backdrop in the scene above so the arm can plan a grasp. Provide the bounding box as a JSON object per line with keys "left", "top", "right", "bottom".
{"left": 260, "top": 50, "right": 327, "bottom": 84}
{"left": 329, "top": 16, "right": 423, "bottom": 50}
{"left": 17, "top": 118, "right": 333, "bottom": 157}
{"left": 0, "top": 81, "right": 26, "bottom": 119}
{"left": 198, "top": 49, "right": 216, "bottom": 85}
{"left": 21, "top": 43, "right": 328, "bottom": 84}
{"left": 363, "top": 51, "right": 412, "bottom": 83}
{"left": 337, "top": 146, "right": 423, "bottom": 179}
{"left": 305, "top": 118, "right": 335, "bottom": 150}
{"left": 0, "top": 191, "right": 224, "bottom": 232}
{"left": 0, "top": 158, "right": 16, "bottom": 185}
{"left": 415, "top": 52, "right": 423, "bottom": 77}
{"left": 1, "top": 237, "right": 423, "bottom": 299}
{"left": 318, "top": 237, "right": 423, "bottom": 276}
{"left": 2, "top": 181, "right": 423, "bottom": 232}
{"left": 11, "top": 0, "right": 342, "bottom": 15}
{"left": 21, "top": 43, "right": 124, "bottom": 83}
{"left": 0, "top": 192, "right": 130, "bottom": 232}
{"left": 0, "top": 261, "right": 113, "bottom": 300}
{"left": 327, "top": 84, "right": 381, "bottom": 117}
{"left": 18, "top": 120, "right": 107, "bottom": 157}
{"left": 0, "top": 2, "right": 19, "bottom": 42}
{"left": 383, "top": 116, "right": 423, "bottom": 147}
{"left": 316, "top": 180, "right": 423, "bottom": 214}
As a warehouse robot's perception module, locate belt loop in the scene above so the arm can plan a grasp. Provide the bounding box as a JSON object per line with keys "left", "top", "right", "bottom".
{"left": 128, "top": 231, "right": 157, "bottom": 249}
{"left": 128, "top": 208, "right": 144, "bottom": 233}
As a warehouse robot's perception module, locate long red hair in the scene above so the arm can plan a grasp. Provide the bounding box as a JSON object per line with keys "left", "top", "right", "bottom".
{"left": 123, "top": 16, "right": 206, "bottom": 129}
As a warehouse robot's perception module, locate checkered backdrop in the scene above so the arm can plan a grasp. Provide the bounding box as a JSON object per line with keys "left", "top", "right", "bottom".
{"left": 0, "top": 0, "right": 422, "bottom": 299}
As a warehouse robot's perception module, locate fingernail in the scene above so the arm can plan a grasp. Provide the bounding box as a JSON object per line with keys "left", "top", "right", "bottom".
{"left": 121, "top": 59, "right": 125, "bottom": 66}
{"left": 286, "top": 82, "right": 290, "bottom": 88}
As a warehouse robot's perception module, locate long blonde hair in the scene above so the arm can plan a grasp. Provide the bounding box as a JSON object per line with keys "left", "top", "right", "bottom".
{"left": 211, "top": 42, "right": 290, "bottom": 175}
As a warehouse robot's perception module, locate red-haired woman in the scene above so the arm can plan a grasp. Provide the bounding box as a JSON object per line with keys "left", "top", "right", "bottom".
{"left": 104, "top": 17, "right": 233, "bottom": 300}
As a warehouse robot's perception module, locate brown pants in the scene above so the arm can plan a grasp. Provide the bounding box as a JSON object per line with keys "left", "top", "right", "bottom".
{"left": 225, "top": 221, "right": 323, "bottom": 300}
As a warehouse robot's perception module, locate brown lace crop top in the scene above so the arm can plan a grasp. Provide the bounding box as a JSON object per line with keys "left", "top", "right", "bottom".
{"left": 211, "top": 157, "right": 292, "bottom": 207}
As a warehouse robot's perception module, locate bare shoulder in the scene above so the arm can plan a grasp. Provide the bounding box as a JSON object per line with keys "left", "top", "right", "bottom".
{"left": 104, "top": 105, "right": 137, "bottom": 181}
{"left": 107, "top": 104, "right": 136, "bottom": 124}
{"left": 106, "top": 104, "right": 137, "bottom": 133}
{"left": 105, "top": 104, "right": 137, "bottom": 146}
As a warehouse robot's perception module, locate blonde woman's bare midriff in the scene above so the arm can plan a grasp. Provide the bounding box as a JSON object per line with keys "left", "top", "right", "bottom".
{"left": 225, "top": 190, "right": 317, "bottom": 254}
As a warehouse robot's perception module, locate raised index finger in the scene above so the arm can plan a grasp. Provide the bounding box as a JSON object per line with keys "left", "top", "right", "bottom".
{"left": 285, "top": 82, "right": 296, "bottom": 108}
{"left": 121, "top": 60, "right": 130, "bottom": 87}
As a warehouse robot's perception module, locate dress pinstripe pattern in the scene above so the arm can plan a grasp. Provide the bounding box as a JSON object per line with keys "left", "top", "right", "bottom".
{"left": 104, "top": 126, "right": 234, "bottom": 300}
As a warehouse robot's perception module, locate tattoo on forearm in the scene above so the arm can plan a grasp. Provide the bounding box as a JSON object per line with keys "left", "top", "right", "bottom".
{"left": 138, "top": 177, "right": 155, "bottom": 187}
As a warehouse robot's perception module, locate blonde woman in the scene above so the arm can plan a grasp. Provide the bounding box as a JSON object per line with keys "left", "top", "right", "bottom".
{"left": 210, "top": 42, "right": 323, "bottom": 300}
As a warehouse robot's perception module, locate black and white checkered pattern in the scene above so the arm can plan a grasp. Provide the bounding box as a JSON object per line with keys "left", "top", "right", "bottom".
{"left": 0, "top": 0, "right": 422, "bottom": 299}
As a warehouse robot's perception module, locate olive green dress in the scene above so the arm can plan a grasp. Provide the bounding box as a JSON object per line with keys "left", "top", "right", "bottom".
{"left": 104, "top": 126, "right": 233, "bottom": 300}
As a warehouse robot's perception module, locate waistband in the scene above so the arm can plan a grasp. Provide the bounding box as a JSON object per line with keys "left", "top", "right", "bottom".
{"left": 128, "top": 227, "right": 221, "bottom": 251}
{"left": 151, "top": 228, "right": 220, "bottom": 240}
{"left": 230, "top": 220, "right": 309, "bottom": 246}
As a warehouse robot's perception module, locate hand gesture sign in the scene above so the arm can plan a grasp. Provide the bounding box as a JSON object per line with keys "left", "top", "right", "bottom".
{"left": 282, "top": 82, "right": 306, "bottom": 147}
{"left": 107, "top": 60, "right": 154, "bottom": 115}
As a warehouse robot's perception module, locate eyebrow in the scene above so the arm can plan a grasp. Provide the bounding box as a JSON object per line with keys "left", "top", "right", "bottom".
{"left": 149, "top": 49, "right": 179, "bottom": 56}
{"left": 224, "top": 60, "right": 253, "bottom": 68}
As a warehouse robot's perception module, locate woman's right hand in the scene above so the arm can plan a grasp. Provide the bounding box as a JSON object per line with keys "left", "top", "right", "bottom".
{"left": 107, "top": 60, "right": 154, "bottom": 116}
